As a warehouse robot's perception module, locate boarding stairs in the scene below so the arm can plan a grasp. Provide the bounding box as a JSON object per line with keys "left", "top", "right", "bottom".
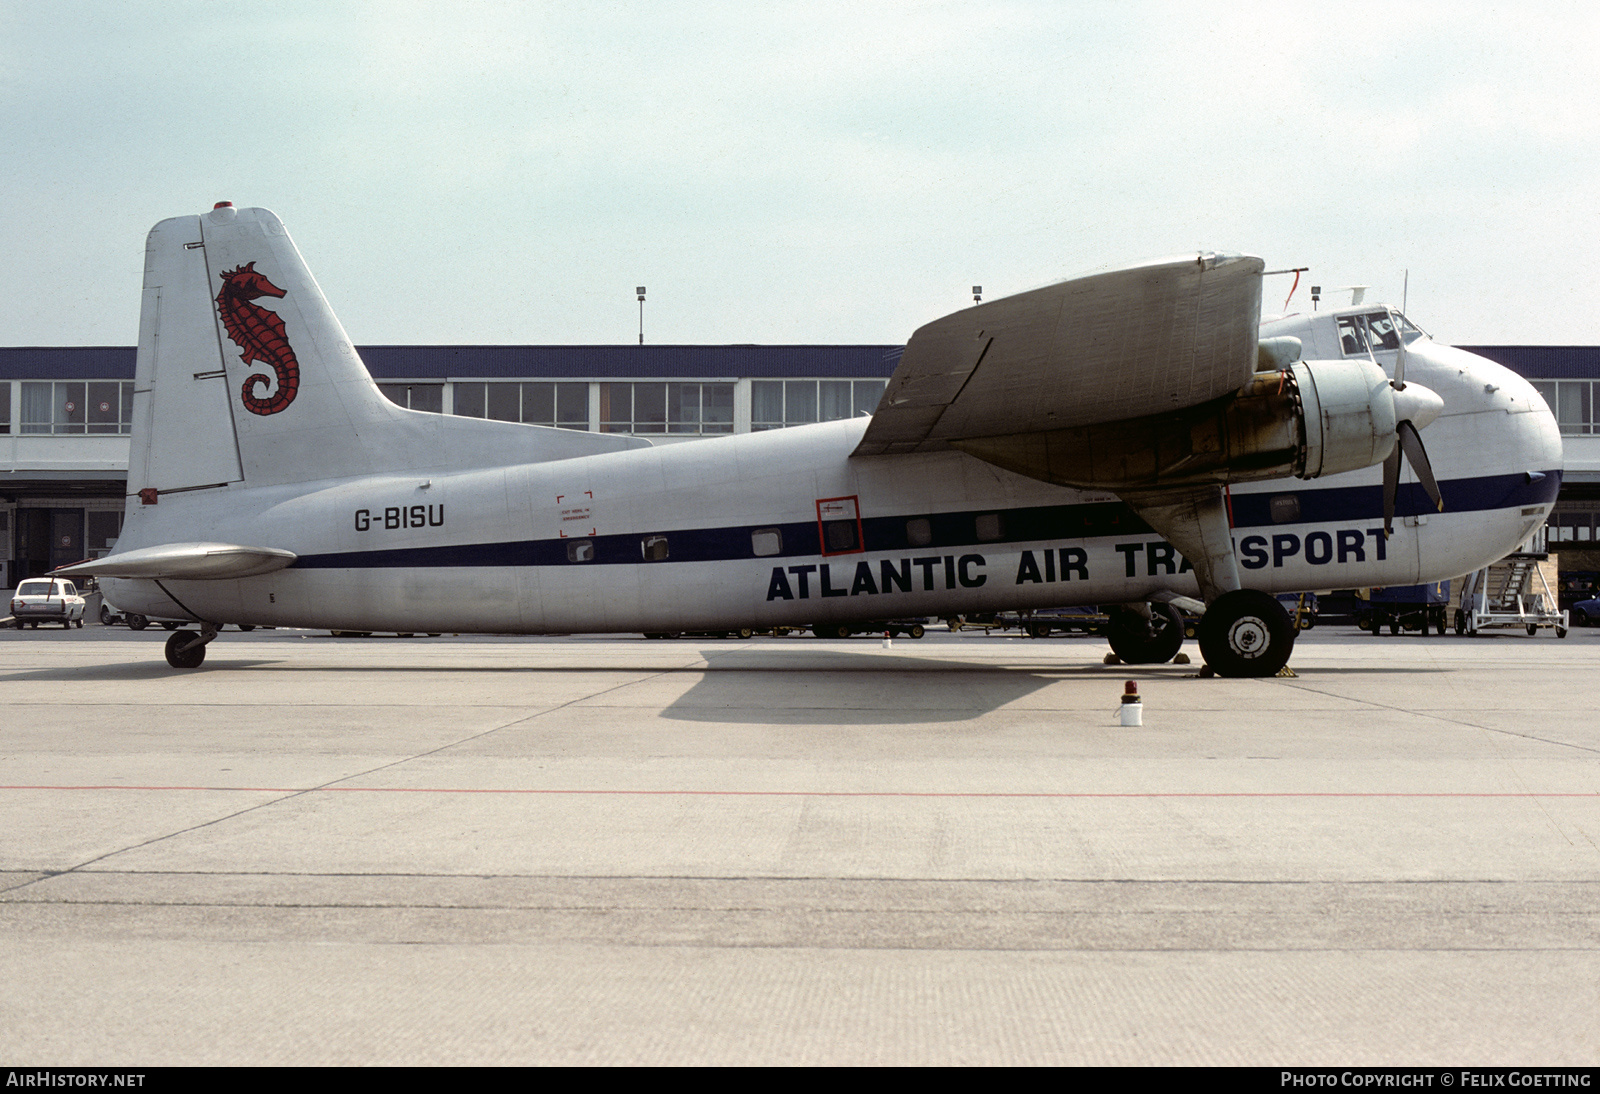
{"left": 1455, "top": 552, "right": 1568, "bottom": 637}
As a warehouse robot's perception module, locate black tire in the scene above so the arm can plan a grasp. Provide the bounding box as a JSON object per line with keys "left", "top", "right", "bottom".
{"left": 1197, "top": 590, "right": 1296, "bottom": 678}
{"left": 811, "top": 623, "right": 850, "bottom": 639}
{"left": 908, "top": 624, "right": 925, "bottom": 639}
{"left": 164, "top": 631, "right": 206, "bottom": 669}
{"left": 1527, "top": 624, "right": 1538, "bottom": 636}
{"left": 160, "top": 621, "right": 181, "bottom": 631}
{"left": 237, "top": 624, "right": 256, "bottom": 632}
{"left": 1557, "top": 626, "right": 1568, "bottom": 639}
{"left": 127, "top": 614, "right": 148, "bottom": 631}
{"left": 100, "top": 605, "right": 116, "bottom": 626}
{"left": 1106, "top": 603, "right": 1185, "bottom": 665}
{"left": 1454, "top": 609, "right": 1466, "bottom": 636}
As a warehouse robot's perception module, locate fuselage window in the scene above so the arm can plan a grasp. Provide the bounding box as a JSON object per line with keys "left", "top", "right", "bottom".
{"left": 975, "top": 513, "right": 1003, "bottom": 542}
{"left": 641, "top": 535, "right": 670, "bottom": 561}
{"left": 1269, "top": 494, "right": 1300, "bottom": 524}
{"left": 906, "top": 517, "right": 933, "bottom": 547}
{"left": 566, "top": 539, "right": 594, "bottom": 563}
{"left": 751, "top": 529, "right": 782, "bottom": 557}
{"left": 823, "top": 520, "right": 858, "bottom": 552}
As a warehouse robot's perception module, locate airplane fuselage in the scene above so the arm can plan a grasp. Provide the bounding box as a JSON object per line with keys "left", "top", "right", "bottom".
{"left": 103, "top": 339, "right": 1561, "bottom": 635}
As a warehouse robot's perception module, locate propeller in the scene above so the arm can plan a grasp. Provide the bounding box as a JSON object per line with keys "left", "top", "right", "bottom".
{"left": 1374, "top": 310, "right": 1444, "bottom": 537}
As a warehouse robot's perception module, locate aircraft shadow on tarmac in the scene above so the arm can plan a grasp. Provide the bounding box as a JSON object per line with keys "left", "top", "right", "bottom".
{"left": 3, "top": 641, "right": 1448, "bottom": 725}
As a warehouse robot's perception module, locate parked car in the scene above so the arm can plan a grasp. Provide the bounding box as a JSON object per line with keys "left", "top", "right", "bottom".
{"left": 99, "top": 601, "right": 184, "bottom": 630}
{"left": 1569, "top": 596, "right": 1600, "bottom": 626}
{"left": 10, "top": 578, "right": 87, "bottom": 628}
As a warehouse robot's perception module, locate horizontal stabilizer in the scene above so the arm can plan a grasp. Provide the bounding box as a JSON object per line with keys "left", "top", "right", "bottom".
{"left": 855, "top": 253, "right": 1263, "bottom": 456}
{"left": 54, "top": 542, "right": 297, "bottom": 581}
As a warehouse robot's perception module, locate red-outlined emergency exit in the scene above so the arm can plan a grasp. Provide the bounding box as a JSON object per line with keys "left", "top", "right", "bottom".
{"left": 816, "top": 495, "right": 864, "bottom": 556}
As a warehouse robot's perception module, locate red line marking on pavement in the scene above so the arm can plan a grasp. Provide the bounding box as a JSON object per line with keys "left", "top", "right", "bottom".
{"left": 2, "top": 785, "right": 1596, "bottom": 800}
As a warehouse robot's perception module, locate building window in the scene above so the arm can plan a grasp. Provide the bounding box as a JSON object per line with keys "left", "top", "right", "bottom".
{"left": 1530, "top": 381, "right": 1592, "bottom": 435}
{"left": 1547, "top": 505, "right": 1599, "bottom": 543}
{"left": 0, "top": 382, "right": 10, "bottom": 434}
{"left": 454, "top": 381, "right": 588, "bottom": 429}
{"left": 20, "top": 381, "right": 135, "bottom": 434}
{"left": 600, "top": 382, "right": 732, "bottom": 434}
{"left": 750, "top": 379, "right": 886, "bottom": 431}
{"left": 377, "top": 383, "right": 444, "bottom": 413}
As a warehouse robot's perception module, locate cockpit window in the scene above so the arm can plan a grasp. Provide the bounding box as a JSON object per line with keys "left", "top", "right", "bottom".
{"left": 1337, "top": 311, "right": 1428, "bottom": 357}
{"left": 1336, "top": 316, "right": 1370, "bottom": 356}
{"left": 1364, "top": 313, "right": 1402, "bottom": 351}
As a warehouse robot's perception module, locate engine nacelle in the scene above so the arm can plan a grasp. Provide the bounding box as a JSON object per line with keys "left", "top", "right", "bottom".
{"left": 950, "top": 357, "right": 1441, "bottom": 492}
{"left": 1291, "top": 359, "right": 1396, "bottom": 479}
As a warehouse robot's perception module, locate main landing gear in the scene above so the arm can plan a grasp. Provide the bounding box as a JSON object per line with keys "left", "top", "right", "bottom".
{"left": 1106, "top": 603, "right": 1186, "bottom": 665}
{"left": 164, "top": 622, "right": 219, "bottom": 669}
{"left": 1196, "top": 590, "right": 1296, "bottom": 678}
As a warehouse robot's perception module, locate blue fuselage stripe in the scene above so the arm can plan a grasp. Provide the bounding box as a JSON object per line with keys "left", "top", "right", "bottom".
{"left": 290, "top": 470, "right": 1561, "bottom": 571}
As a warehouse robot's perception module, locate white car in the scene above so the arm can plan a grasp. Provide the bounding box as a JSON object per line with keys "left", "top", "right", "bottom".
{"left": 10, "top": 578, "right": 87, "bottom": 629}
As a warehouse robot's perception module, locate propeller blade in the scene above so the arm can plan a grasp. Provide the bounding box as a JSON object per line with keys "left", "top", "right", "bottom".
{"left": 1397, "top": 419, "right": 1444, "bottom": 512}
{"left": 1382, "top": 442, "right": 1401, "bottom": 538}
{"left": 1389, "top": 307, "right": 1407, "bottom": 388}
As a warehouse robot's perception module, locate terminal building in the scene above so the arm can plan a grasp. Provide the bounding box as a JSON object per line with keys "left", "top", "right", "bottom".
{"left": 2, "top": 341, "right": 1597, "bottom": 590}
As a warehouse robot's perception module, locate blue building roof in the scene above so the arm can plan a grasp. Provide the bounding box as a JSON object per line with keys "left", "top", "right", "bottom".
{"left": 5, "top": 343, "right": 1596, "bottom": 381}
{"left": 0, "top": 345, "right": 905, "bottom": 381}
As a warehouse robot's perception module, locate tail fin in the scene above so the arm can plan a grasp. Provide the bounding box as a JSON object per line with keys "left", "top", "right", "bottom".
{"left": 130, "top": 203, "right": 643, "bottom": 497}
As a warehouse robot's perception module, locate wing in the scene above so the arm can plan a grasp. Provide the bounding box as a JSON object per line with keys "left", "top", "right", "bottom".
{"left": 853, "top": 253, "right": 1264, "bottom": 457}
{"left": 54, "top": 542, "right": 297, "bottom": 580}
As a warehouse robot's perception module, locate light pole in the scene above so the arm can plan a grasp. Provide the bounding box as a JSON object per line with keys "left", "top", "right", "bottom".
{"left": 972, "top": 285, "right": 982, "bottom": 305}
{"left": 636, "top": 286, "right": 646, "bottom": 345}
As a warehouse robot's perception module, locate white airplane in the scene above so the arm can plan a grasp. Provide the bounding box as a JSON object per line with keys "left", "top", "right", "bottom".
{"left": 58, "top": 204, "right": 1563, "bottom": 675}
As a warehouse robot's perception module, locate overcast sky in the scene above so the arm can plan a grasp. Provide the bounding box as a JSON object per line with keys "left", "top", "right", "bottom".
{"left": 3, "top": 1, "right": 1598, "bottom": 348}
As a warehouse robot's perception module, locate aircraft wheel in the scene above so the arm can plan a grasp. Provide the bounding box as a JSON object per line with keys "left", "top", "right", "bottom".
{"left": 1106, "top": 603, "right": 1185, "bottom": 665}
{"left": 164, "top": 631, "right": 206, "bottom": 669}
{"left": 1197, "top": 590, "right": 1295, "bottom": 678}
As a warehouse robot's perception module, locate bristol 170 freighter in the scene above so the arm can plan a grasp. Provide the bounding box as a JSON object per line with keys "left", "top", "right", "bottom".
{"left": 60, "top": 204, "right": 1562, "bottom": 675}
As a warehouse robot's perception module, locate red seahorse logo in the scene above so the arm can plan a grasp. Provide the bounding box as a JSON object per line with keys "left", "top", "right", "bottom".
{"left": 216, "top": 261, "right": 300, "bottom": 416}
